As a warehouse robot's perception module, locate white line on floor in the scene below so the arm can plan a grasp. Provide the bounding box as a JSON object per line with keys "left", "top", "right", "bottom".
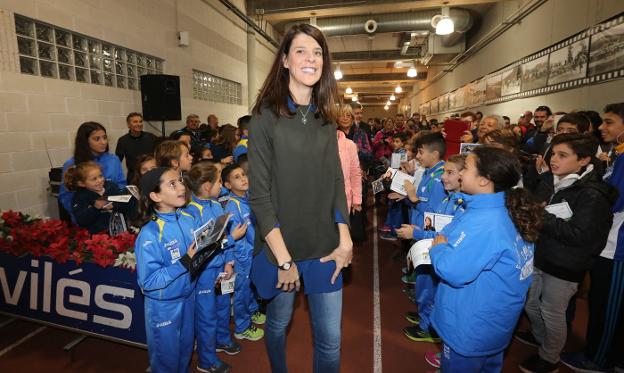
{"left": 0, "top": 326, "right": 47, "bottom": 357}
{"left": 373, "top": 204, "right": 382, "bottom": 373}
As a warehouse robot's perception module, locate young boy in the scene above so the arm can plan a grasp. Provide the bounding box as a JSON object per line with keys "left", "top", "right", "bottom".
{"left": 519, "top": 133, "right": 616, "bottom": 373}
{"left": 395, "top": 133, "right": 447, "bottom": 343}
{"left": 233, "top": 115, "right": 251, "bottom": 163}
{"left": 222, "top": 164, "right": 266, "bottom": 342}
{"left": 561, "top": 103, "right": 624, "bottom": 372}
{"left": 379, "top": 132, "right": 410, "bottom": 241}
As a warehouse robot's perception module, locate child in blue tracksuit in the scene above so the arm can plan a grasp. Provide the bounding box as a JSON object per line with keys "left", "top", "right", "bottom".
{"left": 134, "top": 167, "right": 198, "bottom": 373}
{"left": 396, "top": 133, "right": 447, "bottom": 342}
{"left": 222, "top": 164, "right": 266, "bottom": 341}
{"left": 379, "top": 132, "right": 410, "bottom": 240}
{"left": 426, "top": 147, "right": 541, "bottom": 372}
{"left": 184, "top": 162, "right": 248, "bottom": 373}
{"left": 397, "top": 154, "right": 467, "bottom": 344}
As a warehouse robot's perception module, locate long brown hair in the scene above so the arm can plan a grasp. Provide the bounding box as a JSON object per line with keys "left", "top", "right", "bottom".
{"left": 471, "top": 147, "right": 543, "bottom": 242}
{"left": 252, "top": 23, "right": 338, "bottom": 123}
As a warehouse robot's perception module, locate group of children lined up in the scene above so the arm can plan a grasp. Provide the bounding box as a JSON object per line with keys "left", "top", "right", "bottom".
{"left": 375, "top": 103, "right": 624, "bottom": 373}
{"left": 63, "top": 130, "right": 260, "bottom": 373}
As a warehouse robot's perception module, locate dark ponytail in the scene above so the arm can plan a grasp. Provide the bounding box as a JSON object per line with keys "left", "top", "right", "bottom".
{"left": 472, "top": 146, "right": 543, "bottom": 242}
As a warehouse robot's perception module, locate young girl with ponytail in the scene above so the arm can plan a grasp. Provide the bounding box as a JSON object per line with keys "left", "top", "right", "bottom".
{"left": 426, "top": 146, "right": 543, "bottom": 372}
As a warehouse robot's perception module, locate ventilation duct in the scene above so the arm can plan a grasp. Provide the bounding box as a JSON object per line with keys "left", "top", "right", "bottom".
{"left": 283, "top": 8, "right": 472, "bottom": 46}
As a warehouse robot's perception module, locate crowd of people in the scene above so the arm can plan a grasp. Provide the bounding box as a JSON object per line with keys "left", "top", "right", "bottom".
{"left": 50, "top": 21, "right": 624, "bottom": 373}
{"left": 363, "top": 103, "right": 624, "bottom": 373}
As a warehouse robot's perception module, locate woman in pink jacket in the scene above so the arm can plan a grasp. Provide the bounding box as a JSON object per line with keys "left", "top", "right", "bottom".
{"left": 336, "top": 105, "right": 363, "bottom": 212}
{"left": 372, "top": 118, "right": 396, "bottom": 161}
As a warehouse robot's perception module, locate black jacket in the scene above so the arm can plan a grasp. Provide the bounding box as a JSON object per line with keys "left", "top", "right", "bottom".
{"left": 114, "top": 131, "right": 157, "bottom": 183}
{"left": 72, "top": 181, "right": 134, "bottom": 234}
{"left": 534, "top": 167, "right": 618, "bottom": 282}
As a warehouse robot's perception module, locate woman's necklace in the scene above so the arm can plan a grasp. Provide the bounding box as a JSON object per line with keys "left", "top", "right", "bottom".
{"left": 298, "top": 104, "right": 312, "bottom": 125}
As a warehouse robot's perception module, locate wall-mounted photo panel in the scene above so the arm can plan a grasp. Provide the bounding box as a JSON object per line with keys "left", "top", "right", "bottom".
{"left": 501, "top": 65, "right": 522, "bottom": 96}
{"left": 467, "top": 78, "right": 486, "bottom": 106}
{"left": 448, "top": 90, "right": 457, "bottom": 110}
{"left": 440, "top": 93, "right": 449, "bottom": 112}
{"left": 485, "top": 73, "right": 502, "bottom": 101}
{"left": 430, "top": 97, "right": 439, "bottom": 114}
{"left": 589, "top": 22, "right": 624, "bottom": 76}
{"left": 547, "top": 38, "right": 589, "bottom": 85}
{"left": 521, "top": 54, "right": 549, "bottom": 91}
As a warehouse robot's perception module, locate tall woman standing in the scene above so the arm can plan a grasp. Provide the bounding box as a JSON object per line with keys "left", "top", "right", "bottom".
{"left": 248, "top": 24, "right": 352, "bottom": 373}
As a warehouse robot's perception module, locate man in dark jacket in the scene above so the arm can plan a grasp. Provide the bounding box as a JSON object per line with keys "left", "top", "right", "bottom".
{"left": 115, "top": 112, "right": 157, "bottom": 184}
{"left": 518, "top": 133, "right": 618, "bottom": 373}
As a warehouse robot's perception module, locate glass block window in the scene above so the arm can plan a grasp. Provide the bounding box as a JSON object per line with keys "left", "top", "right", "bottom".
{"left": 14, "top": 14, "right": 163, "bottom": 90}
{"left": 193, "top": 69, "right": 242, "bottom": 105}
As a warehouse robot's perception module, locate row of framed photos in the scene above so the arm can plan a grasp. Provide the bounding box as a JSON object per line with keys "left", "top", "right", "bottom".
{"left": 419, "top": 13, "right": 624, "bottom": 116}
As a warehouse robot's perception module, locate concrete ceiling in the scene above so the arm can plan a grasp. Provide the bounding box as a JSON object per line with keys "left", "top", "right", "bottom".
{"left": 246, "top": 0, "right": 498, "bottom": 106}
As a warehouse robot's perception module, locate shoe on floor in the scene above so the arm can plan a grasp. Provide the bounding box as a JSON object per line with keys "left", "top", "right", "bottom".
{"left": 216, "top": 341, "right": 241, "bottom": 355}
{"left": 519, "top": 354, "right": 559, "bottom": 373}
{"left": 403, "top": 325, "right": 441, "bottom": 343}
{"left": 251, "top": 311, "right": 266, "bottom": 325}
{"left": 379, "top": 224, "right": 392, "bottom": 233}
{"left": 234, "top": 325, "right": 264, "bottom": 341}
{"left": 401, "top": 273, "right": 416, "bottom": 285}
{"left": 560, "top": 352, "right": 607, "bottom": 373}
{"left": 405, "top": 311, "right": 420, "bottom": 325}
{"left": 425, "top": 352, "right": 441, "bottom": 368}
{"left": 379, "top": 232, "right": 397, "bottom": 241}
{"left": 515, "top": 330, "right": 540, "bottom": 348}
{"left": 197, "top": 361, "right": 231, "bottom": 373}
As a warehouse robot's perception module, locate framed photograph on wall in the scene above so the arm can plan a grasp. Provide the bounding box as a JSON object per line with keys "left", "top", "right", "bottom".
{"left": 501, "top": 65, "right": 522, "bottom": 96}
{"left": 589, "top": 22, "right": 624, "bottom": 76}
{"left": 439, "top": 93, "right": 449, "bottom": 112}
{"left": 485, "top": 73, "right": 502, "bottom": 101}
{"left": 521, "top": 54, "right": 549, "bottom": 91}
{"left": 547, "top": 38, "right": 589, "bottom": 85}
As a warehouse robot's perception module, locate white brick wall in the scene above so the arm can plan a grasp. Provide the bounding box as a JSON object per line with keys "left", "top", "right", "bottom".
{"left": 0, "top": 0, "right": 277, "bottom": 217}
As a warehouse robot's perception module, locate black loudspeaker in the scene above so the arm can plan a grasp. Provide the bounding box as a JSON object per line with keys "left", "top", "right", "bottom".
{"left": 140, "top": 74, "right": 181, "bottom": 121}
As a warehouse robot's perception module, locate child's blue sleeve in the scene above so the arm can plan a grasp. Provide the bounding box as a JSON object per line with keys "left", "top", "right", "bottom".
{"left": 429, "top": 182, "right": 448, "bottom": 211}
{"left": 413, "top": 228, "right": 437, "bottom": 241}
{"left": 135, "top": 230, "right": 188, "bottom": 293}
{"left": 429, "top": 226, "right": 503, "bottom": 288}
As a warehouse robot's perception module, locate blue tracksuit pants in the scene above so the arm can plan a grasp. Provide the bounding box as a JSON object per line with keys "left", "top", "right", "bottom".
{"left": 144, "top": 293, "right": 194, "bottom": 373}
{"left": 195, "top": 267, "right": 233, "bottom": 369}
{"left": 233, "top": 257, "right": 259, "bottom": 333}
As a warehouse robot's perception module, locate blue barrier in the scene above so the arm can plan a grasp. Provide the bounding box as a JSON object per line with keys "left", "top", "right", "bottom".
{"left": 0, "top": 252, "right": 146, "bottom": 347}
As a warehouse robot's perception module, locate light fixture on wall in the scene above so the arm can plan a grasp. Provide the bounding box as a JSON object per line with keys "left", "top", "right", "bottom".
{"left": 395, "top": 85, "right": 402, "bottom": 93}
{"left": 345, "top": 87, "right": 353, "bottom": 95}
{"left": 334, "top": 64, "right": 343, "bottom": 80}
{"left": 432, "top": 6, "right": 454, "bottom": 36}
{"left": 390, "top": 94, "right": 396, "bottom": 101}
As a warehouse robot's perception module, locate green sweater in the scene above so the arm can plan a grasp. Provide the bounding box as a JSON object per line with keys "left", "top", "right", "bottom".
{"left": 248, "top": 106, "right": 349, "bottom": 263}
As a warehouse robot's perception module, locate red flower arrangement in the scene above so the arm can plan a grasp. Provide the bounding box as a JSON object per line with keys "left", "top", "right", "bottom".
{"left": 0, "top": 210, "right": 136, "bottom": 269}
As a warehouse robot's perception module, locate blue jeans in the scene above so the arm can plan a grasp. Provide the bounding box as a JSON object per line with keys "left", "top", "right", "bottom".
{"left": 264, "top": 289, "right": 342, "bottom": 373}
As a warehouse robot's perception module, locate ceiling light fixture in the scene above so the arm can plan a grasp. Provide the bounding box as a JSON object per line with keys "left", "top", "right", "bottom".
{"left": 395, "top": 85, "right": 402, "bottom": 93}
{"left": 352, "top": 95, "right": 358, "bottom": 102}
{"left": 334, "top": 63, "right": 343, "bottom": 80}
{"left": 432, "top": 6, "right": 454, "bottom": 36}
{"left": 390, "top": 94, "right": 396, "bottom": 101}
{"left": 407, "top": 65, "right": 417, "bottom": 78}
{"left": 384, "top": 105, "right": 389, "bottom": 111}
{"left": 386, "top": 100, "right": 391, "bottom": 106}
{"left": 345, "top": 87, "right": 353, "bottom": 95}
